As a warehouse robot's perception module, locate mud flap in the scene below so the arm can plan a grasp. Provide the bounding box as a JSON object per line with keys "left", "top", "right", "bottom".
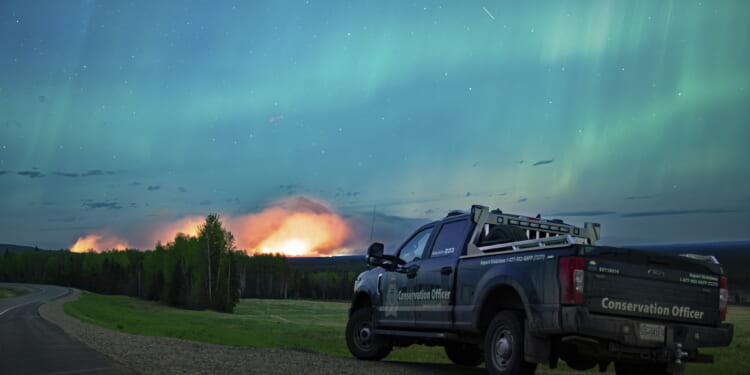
{"left": 524, "top": 327, "right": 550, "bottom": 364}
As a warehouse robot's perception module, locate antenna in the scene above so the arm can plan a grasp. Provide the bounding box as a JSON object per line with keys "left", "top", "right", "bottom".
{"left": 369, "top": 206, "right": 376, "bottom": 243}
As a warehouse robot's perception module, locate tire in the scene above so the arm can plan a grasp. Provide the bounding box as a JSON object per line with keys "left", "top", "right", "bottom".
{"left": 485, "top": 225, "right": 528, "bottom": 244}
{"left": 444, "top": 343, "right": 483, "bottom": 367}
{"left": 615, "top": 362, "right": 668, "bottom": 375}
{"left": 346, "top": 308, "right": 392, "bottom": 360}
{"left": 484, "top": 311, "right": 537, "bottom": 375}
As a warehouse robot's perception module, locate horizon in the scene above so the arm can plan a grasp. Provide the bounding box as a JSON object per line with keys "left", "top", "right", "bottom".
{"left": 4, "top": 238, "right": 750, "bottom": 257}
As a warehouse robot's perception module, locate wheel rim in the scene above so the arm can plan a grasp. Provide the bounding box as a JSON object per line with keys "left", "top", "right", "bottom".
{"left": 491, "top": 328, "right": 513, "bottom": 371}
{"left": 354, "top": 321, "right": 373, "bottom": 351}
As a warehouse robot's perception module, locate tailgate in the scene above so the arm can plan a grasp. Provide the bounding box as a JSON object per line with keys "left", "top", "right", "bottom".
{"left": 584, "top": 248, "right": 721, "bottom": 326}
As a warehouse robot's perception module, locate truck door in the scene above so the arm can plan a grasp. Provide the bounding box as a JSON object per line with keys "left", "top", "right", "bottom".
{"left": 413, "top": 218, "right": 471, "bottom": 330}
{"left": 375, "top": 226, "right": 434, "bottom": 328}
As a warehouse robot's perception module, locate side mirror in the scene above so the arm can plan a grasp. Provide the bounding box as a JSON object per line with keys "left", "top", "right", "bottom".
{"left": 367, "top": 242, "right": 385, "bottom": 267}
{"left": 367, "top": 242, "right": 384, "bottom": 258}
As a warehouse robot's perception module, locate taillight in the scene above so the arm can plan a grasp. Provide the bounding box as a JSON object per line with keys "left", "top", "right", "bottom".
{"left": 719, "top": 276, "right": 728, "bottom": 321}
{"left": 559, "top": 256, "right": 585, "bottom": 305}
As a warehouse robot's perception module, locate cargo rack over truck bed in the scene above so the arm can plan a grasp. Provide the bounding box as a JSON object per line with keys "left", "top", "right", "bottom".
{"left": 464, "top": 205, "right": 601, "bottom": 258}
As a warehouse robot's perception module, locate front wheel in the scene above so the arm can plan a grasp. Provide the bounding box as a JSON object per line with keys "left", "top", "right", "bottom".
{"left": 444, "top": 343, "right": 483, "bottom": 367}
{"left": 484, "top": 311, "right": 537, "bottom": 375}
{"left": 346, "top": 308, "right": 392, "bottom": 360}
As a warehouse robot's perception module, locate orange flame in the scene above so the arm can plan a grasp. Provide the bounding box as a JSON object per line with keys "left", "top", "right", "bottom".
{"left": 229, "top": 197, "right": 350, "bottom": 257}
{"left": 69, "top": 197, "right": 351, "bottom": 257}
{"left": 70, "top": 234, "right": 130, "bottom": 253}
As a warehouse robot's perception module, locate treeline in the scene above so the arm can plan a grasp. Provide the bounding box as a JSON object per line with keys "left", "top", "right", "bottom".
{"left": 0, "top": 215, "right": 365, "bottom": 312}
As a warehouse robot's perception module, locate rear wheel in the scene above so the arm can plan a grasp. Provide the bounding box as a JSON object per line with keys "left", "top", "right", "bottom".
{"left": 615, "top": 362, "right": 669, "bottom": 375}
{"left": 484, "top": 311, "right": 537, "bottom": 375}
{"left": 444, "top": 343, "right": 483, "bottom": 367}
{"left": 346, "top": 308, "right": 392, "bottom": 360}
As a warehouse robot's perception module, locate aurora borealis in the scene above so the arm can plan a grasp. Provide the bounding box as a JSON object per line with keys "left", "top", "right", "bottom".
{"left": 1, "top": 1, "right": 749, "bottom": 252}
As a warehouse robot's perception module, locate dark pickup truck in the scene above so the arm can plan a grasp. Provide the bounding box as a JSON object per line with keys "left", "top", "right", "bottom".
{"left": 346, "top": 205, "right": 733, "bottom": 375}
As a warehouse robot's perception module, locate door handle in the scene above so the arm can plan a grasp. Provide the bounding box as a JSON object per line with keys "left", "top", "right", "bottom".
{"left": 406, "top": 265, "right": 419, "bottom": 278}
{"left": 441, "top": 266, "right": 453, "bottom": 275}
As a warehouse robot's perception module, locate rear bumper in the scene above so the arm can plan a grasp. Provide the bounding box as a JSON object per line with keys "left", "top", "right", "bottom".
{"left": 560, "top": 306, "right": 733, "bottom": 352}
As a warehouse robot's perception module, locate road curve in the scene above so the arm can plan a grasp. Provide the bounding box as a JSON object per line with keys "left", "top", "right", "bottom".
{"left": 0, "top": 282, "right": 133, "bottom": 375}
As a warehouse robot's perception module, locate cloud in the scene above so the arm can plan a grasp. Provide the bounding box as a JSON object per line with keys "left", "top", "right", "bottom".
{"left": 335, "top": 190, "right": 360, "bottom": 198}
{"left": 547, "top": 210, "right": 617, "bottom": 217}
{"left": 0, "top": 171, "right": 8, "bottom": 175}
{"left": 199, "top": 200, "right": 212, "bottom": 206}
{"left": 517, "top": 198, "right": 528, "bottom": 203}
{"left": 225, "top": 198, "right": 240, "bottom": 204}
{"left": 81, "top": 169, "right": 115, "bottom": 177}
{"left": 178, "top": 186, "right": 188, "bottom": 193}
{"left": 17, "top": 171, "right": 45, "bottom": 178}
{"left": 465, "top": 192, "right": 471, "bottom": 197}
{"left": 532, "top": 159, "right": 554, "bottom": 166}
{"left": 129, "top": 181, "right": 142, "bottom": 186}
{"left": 424, "top": 209, "right": 435, "bottom": 215}
{"left": 621, "top": 208, "right": 738, "bottom": 218}
{"left": 147, "top": 185, "right": 161, "bottom": 191}
{"left": 51, "top": 169, "right": 117, "bottom": 178}
{"left": 53, "top": 172, "right": 80, "bottom": 177}
{"left": 82, "top": 200, "right": 122, "bottom": 210}
{"left": 625, "top": 195, "right": 653, "bottom": 200}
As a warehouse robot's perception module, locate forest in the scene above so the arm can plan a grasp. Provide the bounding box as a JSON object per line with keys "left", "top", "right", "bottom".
{"left": 0, "top": 214, "right": 366, "bottom": 312}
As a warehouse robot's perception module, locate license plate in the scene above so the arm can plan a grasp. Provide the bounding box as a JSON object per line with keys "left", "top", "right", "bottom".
{"left": 638, "top": 323, "right": 665, "bottom": 342}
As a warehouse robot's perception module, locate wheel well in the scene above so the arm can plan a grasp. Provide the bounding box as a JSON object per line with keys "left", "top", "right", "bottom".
{"left": 351, "top": 292, "right": 372, "bottom": 316}
{"left": 478, "top": 285, "right": 525, "bottom": 331}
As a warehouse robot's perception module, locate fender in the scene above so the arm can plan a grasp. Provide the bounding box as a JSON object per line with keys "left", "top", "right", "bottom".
{"left": 470, "top": 274, "right": 533, "bottom": 332}
{"left": 349, "top": 270, "right": 381, "bottom": 316}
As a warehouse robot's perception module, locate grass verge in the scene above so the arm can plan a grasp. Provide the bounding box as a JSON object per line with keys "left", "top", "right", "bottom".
{"left": 64, "top": 293, "right": 748, "bottom": 374}
{"left": 0, "top": 287, "right": 30, "bottom": 299}
{"left": 64, "top": 292, "right": 449, "bottom": 363}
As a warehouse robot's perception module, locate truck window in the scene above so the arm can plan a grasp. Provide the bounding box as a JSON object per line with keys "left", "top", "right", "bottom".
{"left": 429, "top": 220, "right": 470, "bottom": 258}
{"left": 398, "top": 227, "right": 433, "bottom": 263}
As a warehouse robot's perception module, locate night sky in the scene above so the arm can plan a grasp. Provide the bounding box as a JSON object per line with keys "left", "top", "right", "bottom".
{"left": 1, "top": 1, "right": 749, "bottom": 252}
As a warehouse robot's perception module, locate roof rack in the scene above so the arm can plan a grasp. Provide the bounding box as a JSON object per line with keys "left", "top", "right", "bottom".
{"left": 463, "top": 205, "right": 601, "bottom": 257}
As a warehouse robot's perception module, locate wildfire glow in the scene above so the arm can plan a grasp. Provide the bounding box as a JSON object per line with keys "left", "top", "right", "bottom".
{"left": 151, "top": 216, "right": 204, "bottom": 245}
{"left": 69, "top": 196, "right": 352, "bottom": 257}
{"left": 230, "top": 197, "right": 351, "bottom": 257}
{"left": 70, "top": 234, "right": 130, "bottom": 253}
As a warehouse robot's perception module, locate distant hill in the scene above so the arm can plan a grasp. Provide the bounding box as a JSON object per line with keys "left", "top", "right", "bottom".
{"left": 288, "top": 255, "right": 367, "bottom": 274}
{"left": 0, "top": 244, "right": 53, "bottom": 254}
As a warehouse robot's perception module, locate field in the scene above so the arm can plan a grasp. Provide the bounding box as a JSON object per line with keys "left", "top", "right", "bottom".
{"left": 0, "top": 286, "right": 30, "bottom": 298}
{"left": 64, "top": 293, "right": 749, "bottom": 374}
{"left": 64, "top": 293, "right": 449, "bottom": 364}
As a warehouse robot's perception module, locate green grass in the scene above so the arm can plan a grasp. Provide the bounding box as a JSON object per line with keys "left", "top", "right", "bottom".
{"left": 686, "top": 305, "right": 749, "bottom": 375}
{"left": 0, "top": 287, "right": 30, "bottom": 298}
{"left": 64, "top": 293, "right": 749, "bottom": 373}
{"left": 64, "top": 293, "right": 449, "bottom": 363}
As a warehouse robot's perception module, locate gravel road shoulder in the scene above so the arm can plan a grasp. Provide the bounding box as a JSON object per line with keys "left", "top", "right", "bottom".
{"left": 38, "top": 289, "right": 587, "bottom": 375}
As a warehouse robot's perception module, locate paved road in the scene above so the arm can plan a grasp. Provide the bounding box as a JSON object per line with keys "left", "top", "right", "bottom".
{"left": 0, "top": 283, "right": 133, "bottom": 375}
